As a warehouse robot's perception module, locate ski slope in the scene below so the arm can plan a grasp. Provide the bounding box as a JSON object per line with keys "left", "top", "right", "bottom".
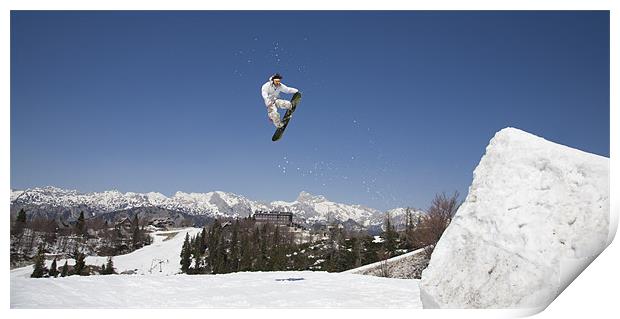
{"left": 11, "top": 227, "right": 203, "bottom": 278}
{"left": 11, "top": 227, "right": 422, "bottom": 308}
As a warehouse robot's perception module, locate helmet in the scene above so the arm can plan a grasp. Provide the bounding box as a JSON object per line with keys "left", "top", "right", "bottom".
{"left": 271, "top": 73, "right": 283, "bottom": 81}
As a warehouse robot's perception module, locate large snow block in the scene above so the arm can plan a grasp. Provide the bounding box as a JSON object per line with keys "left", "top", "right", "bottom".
{"left": 419, "top": 127, "right": 610, "bottom": 310}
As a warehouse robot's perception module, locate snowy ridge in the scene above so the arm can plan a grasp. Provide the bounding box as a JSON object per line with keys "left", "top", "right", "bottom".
{"left": 419, "top": 127, "right": 610, "bottom": 309}
{"left": 272, "top": 191, "right": 379, "bottom": 225}
{"left": 10, "top": 187, "right": 423, "bottom": 227}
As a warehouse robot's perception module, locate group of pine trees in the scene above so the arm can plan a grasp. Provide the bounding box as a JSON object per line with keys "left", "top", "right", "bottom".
{"left": 179, "top": 219, "right": 300, "bottom": 274}
{"left": 177, "top": 215, "right": 419, "bottom": 275}
{"left": 320, "top": 228, "right": 384, "bottom": 272}
{"left": 30, "top": 244, "right": 117, "bottom": 278}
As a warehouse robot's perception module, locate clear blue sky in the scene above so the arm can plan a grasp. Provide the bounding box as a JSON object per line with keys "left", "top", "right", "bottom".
{"left": 11, "top": 11, "right": 609, "bottom": 211}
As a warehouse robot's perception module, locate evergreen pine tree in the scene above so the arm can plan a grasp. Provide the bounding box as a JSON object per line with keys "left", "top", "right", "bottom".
{"left": 61, "top": 260, "right": 69, "bottom": 277}
{"left": 213, "top": 226, "right": 227, "bottom": 274}
{"left": 361, "top": 235, "right": 379, "bottom": 265}
{"left": 352, "top": 237, "right": 363, "bottom": 268}
{"left": 180, "top": 232, "right": 191, "bottom": 274}
{"left": 105, "top": 256, "right": 115, "bottom": 274}
{"left": 208, "top": 220, "right": 226, "bottom": 274}
{"left": 258, "top": 225, "right": 269, "bottom": 271}
{"left": 49, "top": 258, "right": 58, "bottom": 278}
{"left": 383, "top": 212, "right": 398, "bottom": 257}
{"left": 192, "top": 234, "right": 203, "bottom": 274}
{"left": 270, "top": 226, "right": 287, "bottom": 271}
{"left": 199, "top": 227, "right": 207, "bottom": 252}
{"left": 14, "top": 208, "right": 28, "bottom": 234}
{"left": 229, "top": 220, "right": 240, "bottom": 272}
{"left": 101, "top": 264, "right": 106, "bottom": 274}
{"left": 328, "top": 228, "right": 348, "bottom": 272}
{"left": 31, "top": 244, "right": 47, "bottom": 278}
{"left": 205, "top": 226, "right": 214, "bottom": 272}
{"left": 74, "top": 252, "right": 87, "bottom": 276}
{"left": 405, "top": 208, "right": 416, "bottom": 249}
{"left": 239, "top": 226, "right": 252, "bottom": 271}
{"left": 200, "top": 228, "right": 213, "bottom": 274}
{"left": 252, "top": 226, "right": 263, "bottom": 271}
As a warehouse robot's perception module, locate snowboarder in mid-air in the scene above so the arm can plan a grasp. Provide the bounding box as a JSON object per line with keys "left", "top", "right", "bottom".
{"left": 261, "top": 73, "right": 302, "bottom": 141}
{"left": 261, "top": 73, "right": 299, "bottom": 128}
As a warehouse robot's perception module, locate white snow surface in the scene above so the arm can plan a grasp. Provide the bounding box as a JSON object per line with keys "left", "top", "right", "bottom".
{"left": 11, "top": 227, "right": 422, "bottom": 308}
{"left": 419, "top": 127, "right": 610, "bottom": 309}
{"left": 11, "top": 271, "right": 421, "bottom": 308}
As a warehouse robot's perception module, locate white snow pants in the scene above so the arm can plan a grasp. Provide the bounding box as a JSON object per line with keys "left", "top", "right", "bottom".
{"left": 267, "top": 99, "right": 293, "bottom": 128}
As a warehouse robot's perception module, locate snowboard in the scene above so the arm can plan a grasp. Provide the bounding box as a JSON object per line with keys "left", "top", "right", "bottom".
{"left": 272, "top": 92, "right": 302, "bottom": 142}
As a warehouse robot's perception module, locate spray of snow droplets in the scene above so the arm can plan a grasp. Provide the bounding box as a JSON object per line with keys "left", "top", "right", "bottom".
{"left": 275, "top": 118, "right": 401, "bottom": 208}
{"left": 273, "top": 41, "right": 281, "bottom": 63}
{"left": 233, "top": 38, "right": 297, "bottom": 77}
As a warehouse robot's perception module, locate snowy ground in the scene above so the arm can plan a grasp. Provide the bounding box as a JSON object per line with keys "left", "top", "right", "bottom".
{"left": 11, "top": 228, "right": 422, "bottom": 308}
{"left": 11, "top": 271, "right": 421, "bottom": 308}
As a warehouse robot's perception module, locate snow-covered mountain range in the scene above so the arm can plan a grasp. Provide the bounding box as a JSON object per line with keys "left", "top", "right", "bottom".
{"left": 10, "top": 186, "right": 423, "bottom": 228}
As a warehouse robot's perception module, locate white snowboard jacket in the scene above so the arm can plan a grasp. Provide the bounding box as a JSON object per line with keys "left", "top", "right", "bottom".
{"left": 261, "top": 78, "right": 298, "bottom": 107}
